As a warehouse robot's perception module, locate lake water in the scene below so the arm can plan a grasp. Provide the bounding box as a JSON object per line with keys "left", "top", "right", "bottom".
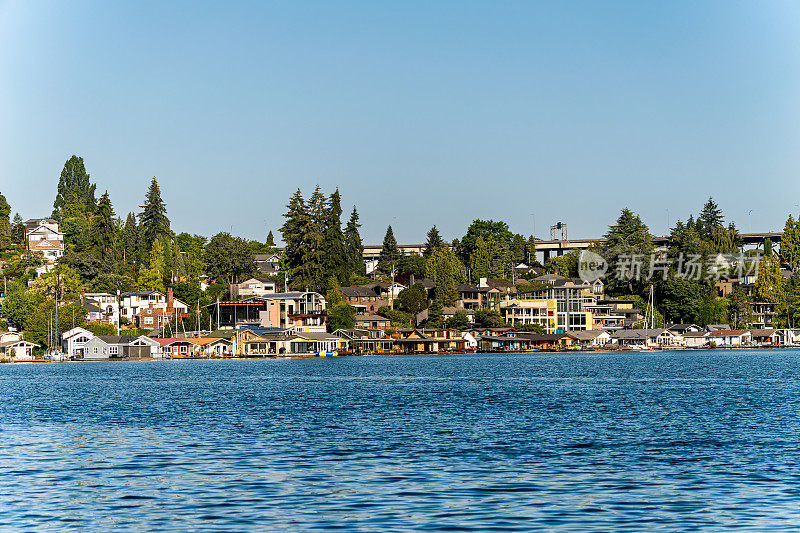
{"left": 2, "top": 351, "right": 800, "bottom": 531}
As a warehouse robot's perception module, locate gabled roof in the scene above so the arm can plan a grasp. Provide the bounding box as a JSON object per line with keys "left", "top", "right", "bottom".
{"left": 355, "top": 314, "right": 390, "bottom": 322}
{"left": 611, "top": 328, "right": 666, "bottom": 339}
{"left": 568, "top": 330, "right": 610, "bottom": 340}
{"left": 707, "top": 329, "right": 751, "bottom": 337}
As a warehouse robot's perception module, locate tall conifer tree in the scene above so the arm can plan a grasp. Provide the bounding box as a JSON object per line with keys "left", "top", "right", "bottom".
{"left": 138, "top": 177, "right": 170, "bottom": 254}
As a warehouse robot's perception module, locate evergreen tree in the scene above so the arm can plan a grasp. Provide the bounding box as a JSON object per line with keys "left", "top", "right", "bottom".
{"left": 469, "top": 236, "right": 493, "bottom": 280}
{"left": 266, "top": 231, "right": 275, "bottom": 248}
{"left": 280, "top": 189, "right": 307, "bottom": 275}
{"left": 0, "top": 192, "right": 10, "bottom": 247}
{"left": 138, "top": 177, "right": 170, "bottom": 253}
{"left": 460, "top": 219, "right": 513, "bottom": 264}
{"left": 344, "top": 206, "right": 365, "bottom": 277}
{"left": 599, "top": 208, "right": 654, "bottom": 296}
{"left": 423, "top": 226, "right": 444, "bottom": 257}
{"left": 425, "top": 246, "right": 465, "bottom": 307}
{"left": 698, "top": 197, "right": 723, "bottom": 239}
{"left": 379, "top": 225, "right": 400, "bottom": 273}
{"left": 322, "top": 189, "right": 349, "bottom": 286}
{"left": 52, "top": 155, "right": 96, "bottom": 220}
{"left": 11, "top": 213, "right": 24, "bottom": 245}
{"left": 780, "top": 214, "right": 799, "bottom": 265}
{"left": 90, "top": 191, "right": 116, "bottom": 260}
{"left": 122, "top": 213, "right": 139, "bottom": 268}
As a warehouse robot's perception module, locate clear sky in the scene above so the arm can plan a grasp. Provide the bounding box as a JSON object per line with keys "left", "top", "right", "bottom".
{"left": 2, "top": 1, "right": 800, "bottom": 244}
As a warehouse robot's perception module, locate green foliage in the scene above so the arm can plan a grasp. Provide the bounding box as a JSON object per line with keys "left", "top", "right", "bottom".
{"left": 544, "top": 252, "right": 579, "bottom": 277}
{"left": 90, "top": 191, "right": 116, "bottom": 260}
{"left": 204, "top": 232, "right": 256, "bottom": 286}
{"left": 398, "top": 283, "right": 428, "bottom": 314}
{"left": 28, "top": 266, "right": 83, "bottom": 299}
{"left": 780, "top": 214, "right": 800, "bottom": 265}
{"left": 266, "top": 231, "right": 275, "bottom": 247}
{"left": 425, "top": 246, "right": 465, "bottom": 307}
{"left": 139, "top": 177, "right": 171, "bottom": 252}
{"left": 423, "top": 226, "right": 444, "bottom": 257}
{"left": 755, "top": 255, "right": 785, "bottom": 305}
{"left": 396, "top": 254, "right": 426, "bottom": 280}
{"left": 89, "top": 273, "right": 137, "bottom": 294}
{"left": 2, "top": 281, "right": 41, "bottom": 329}
{"left": 517, "top": 323, "right": 545, "bottom": 333}
{"left": 726, "top": 286, "right": 753, "bottom": 329}
{"left": 172, "top": 277, "right": 202, "bottom": 309}
{"left": 326, "top": 303, "right": 356, "bottom": 332}
{"left": 52, "top": 155, "right": 97, "bottom": 220}
{"left": 460, "top": 219, "right": 513, "bottom": 264}
{"left": 322, "top": 189, "right": 350, "bottom": 287}
{"left": 25, "top": 301, "right": 87, "bottom": 349}
{"left": 327, "top": 286, "right": 344, "bottom": 307}
{"left": 597, "top": 208, "right": 654, "bottom": 296}
{"left": 474, "top": 310, "right": 506, "bottom": 328}
{"left": 344, "top": 206, "right": 366, "bottom": 278}
{"left": 0, "top": 192, "right": 10, "bottom": 248}
{"left": 378, "top": 225, "right": 400, "bottom": 273}
{"left": 11, "top": 213, "right": 24, "bottom": 245}
{"left": 444, "top": 310, "right": 470, "bottom": 331}
{"left": 381, "top": 308, "right": 413, "bottom": 328}
{"left": 85, "top": 323, "right": 116, "bottom": 336}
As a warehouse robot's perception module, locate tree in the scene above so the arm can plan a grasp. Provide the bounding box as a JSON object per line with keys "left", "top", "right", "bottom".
{"left": 379, "top": 225, "right": 400, "bottom": 273}
{"left": 460, "top": 220, "right": 513, "bottom": 263}
{"left": 755, "top": 255, "right": 785, "bottom": 305}
{"left": 121, "top": 213, "right": 139, "bottom": 268}
{"left": 296, "top": 186, "right": 327, "bottom": 291}
{"left": 698, "top": 197, "right": 723, "bottom": 240}
{"left": 204, "top": 232, "right": 256, "bottom": 286}
{"left": 474, "top": 310, "right": 506, "bottom": 328}
{"left": 344, "top": 206, "right": 365, "bottom": 277}
{"left": 266, "top": 231, "right": 275, "bottom": 247}
{"left": 424, "top": 226, "right": 444, "bottom": 257}
{"left": 398, "top": 283, "right": 428, "bottom": 314}
{"left": 28, "top": 266, "right": 83, "bottom": 300}
{"left": 52, "top": 155, "right": 96, "bottom": 220}
{"left": 280, "top": 189, "right": 307, "bottom": 275}
{"left": 322, "top": 189, "right": 349, "bottom": 286}
{"left": 11, "top": 213, "right": 24, "bottom": 245}
{"left": 598, "top": 208, "right": 654, "bottom": 295}
{"left": 25, "top": 301, "right": 87, "bottom": 349}
{"left": 780, "top": 214, "right": 800, "bottom": 265}
{"left": 425, "top": 246, "right": 465, "bottom": 307}
{"left": 90, "top": 191, "right": 116, "bottom": 260}
{"left": 0, "top": 192, "right": 10, "bottom": 248}
{"left": 326, "top": 303, "right": 356, "bottom": 332}
{"left": 2, "top": 281, "right": 40, "bottom": 330}
{"left": 139, "top": 177, "right": 170, "bottom": 253}
{"left": 445, "top": 310, "right": 470, "bottom": 331}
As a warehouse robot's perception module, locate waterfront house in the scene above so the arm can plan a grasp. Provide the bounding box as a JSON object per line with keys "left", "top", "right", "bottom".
{"left": 61, "top": 327, "right": 95, "bottom": 357}
{"left": 683, "top": 331, "right": 709, "bottom": 348}
{"left": 478, "top": 334, "right": 531, "bottom": 352}
{"left": 254, "top": 254, "right": 281, "bottom": 276}
{"left": 568, "top": 329, "right": 612, "bottom": 347}
{"left": 706, "top": 329, "right": 752, "bottom": 347}
{"left": 230, "top": 278, "right": 277, "bottom": 299}
{"left": 333, "top": 329, "right": 394, "bottom": 354}
{"left": 394, "top": 328, "right": 466, "bottom": 354}
{"left": 518, "top": 332, "right": 579, "bottom": 350}
{"left": 610, "top": 329, "right": 665, "bottom": 348}
{"left": 340, "top": 284, "right": 389, "bottom": 314}
{"left": 82, "top": 335, "right": 160, "bottom": 360}
{"left": 0, "top": 338, "right": 38, "bottom": 360}
{"left": 666, "top": 323, "right": 703, "bottom": 335}
{"left": 499, "top": 297, "right": 557, "bottom": 333}
{"left": 156, "top": 338, "right": 199, "bottom": 358}
{"left": 190, "top": 337, "right": 232, "bottom": 357}
{"left": 750, "top": 329, "right": 781, "bottom": 347}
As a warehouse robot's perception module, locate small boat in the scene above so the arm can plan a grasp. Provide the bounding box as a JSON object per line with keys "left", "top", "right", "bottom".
{"left": 628, "top": 344, "right": 654, "bottom": 351}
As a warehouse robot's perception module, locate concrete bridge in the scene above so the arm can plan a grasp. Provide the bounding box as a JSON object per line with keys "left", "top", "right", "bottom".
{"left": 362, "top": 232, "right": 782, "bottom": 262}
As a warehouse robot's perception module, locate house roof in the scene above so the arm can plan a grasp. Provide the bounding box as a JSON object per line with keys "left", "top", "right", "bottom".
{"left": 568, "top": 330, "right": 609, "bottom": 340}
{"left": 29, "top": 240, "right": 63, "bottom": 250}
{"left": 341, "top": 285, "right": 382, "bottom": 298}
{"left": 707, "top": 329, "right": 751, "bottom": 337}
{"left": 0, "top": 339, "right": 38, "bottom": 348}
{"left": 95, "top": 335, "right": 149, "bottom": 344}
{"left": 750, "top": 329, "right": 779, "bottom": 337}
{"left": 520, "top": 333, "right": 577, "bottom": 342}
{"left": 611, "top": 328, "right": 666, "bottom": 339}
{"left": 155, "top": 337, "right": 196, "bottom": 346}
{"left": 355, "top": 314, "right": 390, "bottom": 322}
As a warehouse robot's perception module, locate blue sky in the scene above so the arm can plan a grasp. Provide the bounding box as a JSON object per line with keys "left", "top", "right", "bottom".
{"left": 2, "top": 1, "right": 800, "bottom": 244}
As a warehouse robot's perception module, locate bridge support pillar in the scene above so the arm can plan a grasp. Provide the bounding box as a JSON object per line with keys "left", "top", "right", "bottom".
{"left": 543, "top": 250, "right": 551, "bottom": 263}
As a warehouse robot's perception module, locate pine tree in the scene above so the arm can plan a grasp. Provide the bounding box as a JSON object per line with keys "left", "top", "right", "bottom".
{"left": 90, "top": 191, "right": 116, "bottom": 260}
{"left": 122, "top": 213, "right": 139, "bottom": 268}
{"left": 266, "top": 231, "right": 275, "bottom": 248}
{"left": 0, "top": 192, "right": 10, "bottom": 248}
{"left": 322, "top": 189, "right": 349, "bottom": 286}
{"left": 780, "top": 214, "right": 799, "bottom": 265}
{"left": 698, "top": 197, "right": 723, "bottom": 240}
{"left": 344, "top": 206, "right": 365, "bottom": 277}
{"left": 423, "top": 226, "right": 444, "bottom": 257}
{"left": 298, "top": 186, "right": 328, "bottom": 291}
{"left": 52, "top": 155, "right": 97, "bottom": 220}
{"left": 280, "top": 189, "right": 307, "bottom": 274}
{"left": 379, "top": 225, "right": 400, "bottom": 273}
{"left": 11, "top": 213, "right": 24, "bottom": 245}
{"left": 139, "top": 177, "right": 170, "bottom": 252}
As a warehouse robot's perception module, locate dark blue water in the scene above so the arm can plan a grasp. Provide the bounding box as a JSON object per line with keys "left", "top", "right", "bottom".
{"left": 2, "top": 352, "right": 800, "bottom": 531}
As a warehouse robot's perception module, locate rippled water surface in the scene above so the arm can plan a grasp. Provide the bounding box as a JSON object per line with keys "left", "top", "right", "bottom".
{"left": 2, "top": 351, "right": 800, "bottom": 531}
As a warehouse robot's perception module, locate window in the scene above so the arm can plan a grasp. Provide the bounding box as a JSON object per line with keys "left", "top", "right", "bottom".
{"left": 144, "top": 317, "right": 153, "bottom": 325}
{"left": 109, "top": 346, "right": 118, "bottom": 355}
{"left": 180, "top": 345, "right": 188, "bottom": 354}
{"left": 93, "top": 347, "right": 99, "bottom": 354}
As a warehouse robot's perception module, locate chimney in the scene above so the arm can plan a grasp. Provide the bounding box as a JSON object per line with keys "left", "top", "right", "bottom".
{"left": 167, "top": 287, "right": 174, "bottom": 313}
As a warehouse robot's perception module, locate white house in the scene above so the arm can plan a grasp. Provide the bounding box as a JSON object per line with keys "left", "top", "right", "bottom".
{"left": 120, "top": 288, "right": 189, "bottom": 324}
{"left": 707, "top": 329, "right": 752, "bottom": 347}
{"left": 683, "top": 331, "right": 709, "bottom": 348}
{"left": 25, "top": 218, "right": 65, "bottom": 262}
{"left": 0, "top": 332, "right": 38, "bottom": 360}
{"left": 62, "top": 327, "right": 96, "bottom": 357}
{"left": 83, "top": 293, "right": 120, "bottom": 325}
{"left": 569, "top": 329, "right": 613, "bottom": 347}
{"left": 230, "top": 278, "right": 277, "bottom": 299}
